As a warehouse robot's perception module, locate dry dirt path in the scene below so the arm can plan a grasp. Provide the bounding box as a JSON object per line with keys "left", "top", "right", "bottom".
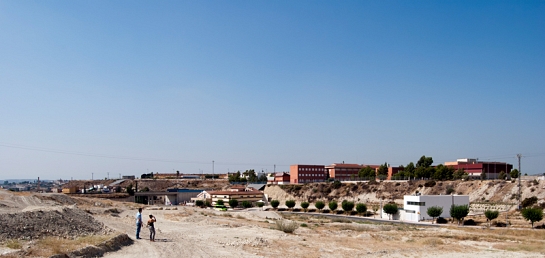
{"left": 96, "top": 208, "right": 269, "bottom": 258}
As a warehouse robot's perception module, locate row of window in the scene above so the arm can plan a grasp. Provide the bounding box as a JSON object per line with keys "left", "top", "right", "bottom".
{"left": 298, "top": 167, "right": 325, "bottom": 172}
{"left": 407, "top": 201, "right": 426, "bottom": 206}
{"left": 299, "top": 173, "right": 325, "bottom": 177}
{"left": 214, "top": 195, "right": 261, "bottom": 198}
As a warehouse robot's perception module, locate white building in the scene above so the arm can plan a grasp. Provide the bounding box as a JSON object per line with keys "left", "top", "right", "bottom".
{"left": 403, "top": 195, "right": 470, "bottom": 222}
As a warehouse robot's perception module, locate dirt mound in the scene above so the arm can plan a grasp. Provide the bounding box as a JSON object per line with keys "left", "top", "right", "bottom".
{"left": 0, "top": 207, "right": 112, "bottom": 241}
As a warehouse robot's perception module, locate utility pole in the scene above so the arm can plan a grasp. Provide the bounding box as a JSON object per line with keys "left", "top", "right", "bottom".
{"left": 274, "top": 164, "right": 276, "bottom": 173}
{"left": 517, "top": 153, "right": 522, "bottom": 210}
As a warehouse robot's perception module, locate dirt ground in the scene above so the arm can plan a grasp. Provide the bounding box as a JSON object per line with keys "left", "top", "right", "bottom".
{"left": 95, "top": 204, "right": 545, "bottom": 258}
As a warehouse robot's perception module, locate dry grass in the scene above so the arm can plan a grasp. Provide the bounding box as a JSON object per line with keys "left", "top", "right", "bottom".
{"left": 420, "top": 237, "right": 445, "bottom": 247}
{"left": 4, "top": 239, "right": 22, "bottom": 249}
{"left": 494, "top": 242, "right": 545, "bottom": 253}
{"left": 25, "top": 234, "right": 113, "bottom": 257}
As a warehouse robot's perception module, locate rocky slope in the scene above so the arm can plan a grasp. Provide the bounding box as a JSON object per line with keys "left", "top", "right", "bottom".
{"left": 264, "top": 179, "right": 545, "bottom": 210}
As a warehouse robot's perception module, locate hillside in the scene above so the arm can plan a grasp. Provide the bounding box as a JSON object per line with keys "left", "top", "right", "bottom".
{"left": 264, "top": 179, "right": 545, "bottom": 210}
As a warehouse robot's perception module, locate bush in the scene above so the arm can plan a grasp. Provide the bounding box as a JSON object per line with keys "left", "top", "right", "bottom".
{"left": 205, "top": 201, "right": 211, "bottom": 207}
{"left": 229, "top": 199, "right": 239, "bottom": 208}
{"left": 436, "top": 217, "right": 448, "bottom": 224}
{"left": 300, "top": 202, "right": 309, "bottom": 212}
{"left": 450, "top": 204, "right": 469, "bottom": 225}
{"left": 383, "top": 203, "right": 398, "bottom": 220}
{"left": 355, "top": 203, "right": 367, "bottom": 215}
{"left": 522, "top": 196, "right": 538, "bottom": 208}
{"left": 195, "top": 200, "right": 204, "bottom": 207}
{"left": 270, "top": 200, "right": 280, "bottom": 209}
{"left": 341, "top": 201, "right": 355, "bottom": 214}
{"left": 300, "top": 223, "right": 308, "bottom": 227}
{"left": 332, "top": 180, "right": 342, "bottom": 189}
{"left": 424, "top": 181, "right": 436, "bottom": 187}
{"left": 463, "top": 219, "right": 477, "bottom": 226}
{"left": 285, "top": 200, "right": 296, "bottom": 209}
{"left": 494, "top": 221, "right": 507, "bottom": 227}
{"left": 241, "top": 201, "right": 253, "bottom": 209}
{"left": 275, "top": 220, "right": 299, "bottom": 233}
{"left": 315, "top": 201, "right": 325, "bottom": 211}
{"left": 216, "top": 200, "right": 224, "bottom": 205}
{"left": 256, "top": 202, "right": 264, "bottom": 208}
{"left": 328, "top": 201, "right": 338, "bottom": 212}
{"left": 446, "top": 188, "right": 455, "bottom": 195}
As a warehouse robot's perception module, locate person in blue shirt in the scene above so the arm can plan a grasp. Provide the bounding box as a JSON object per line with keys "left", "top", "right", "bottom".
{"left": 135, "top": 208, "right": 143, "bottom": 239}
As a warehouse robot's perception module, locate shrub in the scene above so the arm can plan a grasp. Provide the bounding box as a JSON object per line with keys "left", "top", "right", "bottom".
{"left": 341, "top": 201, "right": 355, "bottom": 214}
{"left": 328, "top": 201, "right": 338, "bottom": 212}
{"left": 521, "top": 207, "right": 544, "bottom": 228}
{"left": 332, "top": 180, "right": 342, "bottom": 189}
{"left": 522, "top": 196, "right": 538, "bottom": 208}
{"left": 275, "top": 220, "right": 299, "bottom": 233}
{"left": 315, "top": 201, "right": 325, "bottom": 211}
{"left": 241, "top": 201, "right": 252, "bottom": 209}
{"left": 270, "top": 200, "right": 280, "bottom": 209}
{"left": 195, "top": 200, "right": 204, "bottom": 207}
{"left": 494, "top": 221, "right": 507, "bottom": 227}
{"left": 426, "top": 206, "right": 443, "bottom": 224}
{"left": 424, "top": 181, "right": 436, "bottom": 187}
{"left": 355, "top": 203, "right": 367, "bottom": 215}
{"left": 205, "top": 201, "right": 211, "bottom": 207}
{"left": 463, "top": 219, "right": 477, "bottom": 226}
{"left": 300, "top": 202, "right": 309, "bottom": 212}
{"left": 256, "top": 202, "right": 264, "bottom": 208}
{"left": 216, "top": 200, "right": 224, "bottom": 205}
{"left": 383, "top": 203, "right": 398, "bottom": 220}
{"left": 446, "top": 188, "right": 455, "bottom": 195}
{"left": 436, "top": 217, "right": 448, "bottom": 224}
{"left": 450, "top": 204, "right": 469, "bottom": 225}
{"left": 285, "top": 200, "right": 296, "bottom": 209}
{"left": 229, "top": 199, "right": 239, "bottom": 208}
{"left": 484, "top": 210, "right": 499, "bottom": 227}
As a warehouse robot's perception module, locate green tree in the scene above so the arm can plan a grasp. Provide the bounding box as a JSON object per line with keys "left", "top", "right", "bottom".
{"left": 256, "top": 202, "right": 264, "bottom": 208}
{"left": 228, "top": 199, "right": 239, "bottom": 208}
{"left": 356, "top": 203, "right": 367, "bottom": 216}
{"left": 383, "top": 203, "right": 398, "bottom": 220}
{"left": 510, "top": 169, "right": 520, "bottom": 179}
{"left": 358, "top": 166, "right": 376, "bottom": 179}
{"left": 315, "top": 201, "right": 325, "bottom": 212}
{"left": 300, "top": 202, "right": 309, "bottom": 212}
{"left": 228, "top": 171, "right": 242, "bottom": 182}
{"left": 243, "top": 169, "right": 258, "bottom": 183}
{"left": 216, "top": 199, "right": 224, "bottom": 205}
{"left": 404, "top": 162, "right": 416, "bottom": 178}
{"left": 328, "top": 201, "right": 338, "bottom": 212}
{"left": 453, "top": 168, "right": 465, "bottom": 180}
{"left": 285, "top": 200, "right": 296, "bottom": 209}
{"left": 241, "top": 201, "right": 252, "bottom": 208}
{"left": 195, "top": 200, "right": 204, "bottom": 207}
{"left": 521, "top": 207, "right": 544, "bottom": 228}
{"left": 426, "top": 206, "right": 443, "bottom": 224}
{"left": 416, "top": 155, "right": 434, "bottom": 168}
{"left": 480, "top": 172, "right": 487, "bottom": 180}
{"left": 450, "top": 204, "right": 470, "bottom": 225}
{"left": 498, "top": 171, "right": 507, "bottom": 180}
{"left": 484, "top": 210, "right": 499, "bottom": 227}
{"left": 270, "top": 200, "right": 280, "bottom": 209}
{"left": 377, "top": 163, "right": 389, "bottom": 176}
{"left": 176, "top": 170, "right": 180, "bottom": 179}
{"left": 257, "top": 173, "right": 268, "bottom": 182}
{"left": 341, "top": 200, "right": 355, "bottom": 214}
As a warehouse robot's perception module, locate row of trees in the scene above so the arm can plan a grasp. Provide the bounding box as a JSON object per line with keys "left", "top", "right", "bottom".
{"left": 195, "top": 199, "right": 265, "bottom": 209}
{"left": 359, "top": 155, "right": 522, "bottom": 181}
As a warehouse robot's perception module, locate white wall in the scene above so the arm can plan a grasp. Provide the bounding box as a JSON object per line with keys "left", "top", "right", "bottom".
{"left": 403, "top": 195, "right": 470, "bottom": 222}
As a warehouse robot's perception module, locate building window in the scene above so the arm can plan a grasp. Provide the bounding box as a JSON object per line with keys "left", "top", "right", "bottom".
{"left": 407, "top": 201, "right": 426, "bottom": 206}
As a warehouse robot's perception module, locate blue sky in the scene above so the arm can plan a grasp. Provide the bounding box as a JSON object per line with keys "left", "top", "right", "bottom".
{"left": 1, "top": 1, "right": 544, "bottom": 180}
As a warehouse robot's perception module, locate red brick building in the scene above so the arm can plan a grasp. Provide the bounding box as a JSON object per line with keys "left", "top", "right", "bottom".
{"left": 289, "top": 165, "right": 327, "bottom": 184}
{"left": 445, "top": 159, "right": 513, "bottom": 179}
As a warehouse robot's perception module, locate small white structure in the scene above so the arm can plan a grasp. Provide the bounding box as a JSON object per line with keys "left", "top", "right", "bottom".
{"left": 403, "top": 195, "right": 469, "bottom": 222}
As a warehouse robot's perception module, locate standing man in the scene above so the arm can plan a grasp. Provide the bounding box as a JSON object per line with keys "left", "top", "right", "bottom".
{"left": 135, "top": 208, "right": 143, "bottom": 239}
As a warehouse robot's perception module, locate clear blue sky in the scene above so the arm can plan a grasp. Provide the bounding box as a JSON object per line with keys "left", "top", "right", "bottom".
{"left": 1, "top": 1, "right": 544, "bottom": 180}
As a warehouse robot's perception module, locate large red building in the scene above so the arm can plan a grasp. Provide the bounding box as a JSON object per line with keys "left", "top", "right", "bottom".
{"left": 445, "top": 159, "right": 513, "bottom": 179}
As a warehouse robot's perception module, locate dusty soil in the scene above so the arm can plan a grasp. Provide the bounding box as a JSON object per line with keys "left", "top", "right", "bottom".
{"left": 95, "top": 205, "right": 545, "bottom": 258}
